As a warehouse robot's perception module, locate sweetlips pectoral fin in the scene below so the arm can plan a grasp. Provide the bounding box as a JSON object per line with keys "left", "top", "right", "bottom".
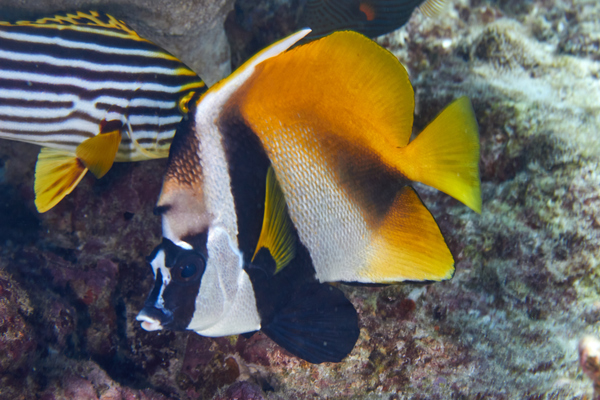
{"left": 261, "top": 282, "right": 359, "bottom": 364}
{"left": 252, "top": 167, "right": 296, "bottom": 274}
{"left": 75, "top": 129, "right": 122, "bottom": 179}
{"left": 34, "top": 148, "right": 89, "bottom": 212}
{"left": 397, "top": 96, "right": 481, "bottom": 213}
{"left": 361, "top": 186, "right": 455, "bottom": 283}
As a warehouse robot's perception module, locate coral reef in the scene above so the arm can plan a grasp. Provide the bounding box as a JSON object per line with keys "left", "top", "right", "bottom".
{"left": 0, "top": 0, "right": 599, "bottom": 398}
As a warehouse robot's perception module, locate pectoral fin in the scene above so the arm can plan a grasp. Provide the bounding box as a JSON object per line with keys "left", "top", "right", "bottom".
{"left": 252, "top": 167, "right": 296, "bottom": 274}
{"left": 75, "top": 129, "right": 122, "bottom": 178}
{"left": 34, "top": 148, "right": 88, "bottom": 212}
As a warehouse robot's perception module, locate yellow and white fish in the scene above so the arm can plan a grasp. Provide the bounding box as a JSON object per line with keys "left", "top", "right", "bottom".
{"left": 0, "top": 11, "right": 206, "bottom": 212}
{"left": 137, "top": 30, "right": 481, "bottom": 363}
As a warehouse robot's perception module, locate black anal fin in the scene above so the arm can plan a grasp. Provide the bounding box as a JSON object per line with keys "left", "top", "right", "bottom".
{"left": 261, "top": 283, "right": 359, "bottom": 364}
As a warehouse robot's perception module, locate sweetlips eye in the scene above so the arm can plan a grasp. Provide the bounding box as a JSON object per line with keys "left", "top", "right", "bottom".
{"left": 172, "top": 253, "right": 205, "bottom": 282}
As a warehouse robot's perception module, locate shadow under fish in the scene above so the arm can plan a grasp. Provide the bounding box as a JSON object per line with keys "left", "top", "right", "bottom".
{"left": 137, "top": 29, "right": 481, "bottom": 363}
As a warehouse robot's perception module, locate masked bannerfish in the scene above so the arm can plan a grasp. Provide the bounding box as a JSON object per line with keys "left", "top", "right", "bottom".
{"left": 136, "top": 29, "right": 481, "bottom": 363}
{"left": 0, "top": 11, "right": 206, "bottom": 212}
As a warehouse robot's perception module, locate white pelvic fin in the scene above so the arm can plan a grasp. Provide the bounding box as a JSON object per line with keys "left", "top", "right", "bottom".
{"left": 187, "top": 227, "right": 261, "bottom": 337}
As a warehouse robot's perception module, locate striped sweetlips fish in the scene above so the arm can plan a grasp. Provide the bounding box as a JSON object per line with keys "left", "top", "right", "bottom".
{"left": 137, "top": 29, "right": 481, "bottom": 363}
{"left": 0, "top": 11, "right": 206, "bottom": 212}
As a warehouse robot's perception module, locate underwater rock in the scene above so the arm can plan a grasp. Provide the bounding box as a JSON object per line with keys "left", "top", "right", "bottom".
{"left": 1, "top": 0, "right": 599, "bottom": 398}
{"left": 213, "top": 381, "right": 267, "bottom": 400}
{"left": 177, "top": 334, "right": 240, "bottom": 398}
{"left": 0, "top": 268, "right": 35, "bottom": 379}
{"left": 225, "top": 0, "right": 301, "bottom": 69}
{"left": 36, "top": 359, "right": 171, "bottom": 400}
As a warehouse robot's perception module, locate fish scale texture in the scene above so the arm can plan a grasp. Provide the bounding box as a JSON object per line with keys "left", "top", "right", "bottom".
{"left": 265, "top": 121, "right": 371, "bottom": 283}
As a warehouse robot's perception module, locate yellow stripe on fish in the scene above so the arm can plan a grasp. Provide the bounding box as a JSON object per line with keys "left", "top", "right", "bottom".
{"left": 0, "top": 11, "right": 206, "bottom": 212}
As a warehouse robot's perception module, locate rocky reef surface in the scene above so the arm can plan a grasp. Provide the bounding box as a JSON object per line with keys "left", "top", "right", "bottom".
{"left": 0, "top": 0, "right": 599, "bottom": 399}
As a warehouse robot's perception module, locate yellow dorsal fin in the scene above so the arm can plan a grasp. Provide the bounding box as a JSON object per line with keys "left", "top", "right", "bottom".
{"left": 238, "top": 31, "right": 416, "bottom": 152}
{"left": 26, "top": 11, "right": 138, "bottom": 35}
{"left": 419, "top": 0, "right": 450, "bottom": 18}
{"left": 362, "top": 186, "right": 454, "bottom": 283}
{"left": 397, "top": 97, "right": 481, "bottom": 213}
{"left": 34, "top": 148, "right": 89, "bottom": 213}
{"left": 0, "top": 11, "right": 148, "bottom": 42}
{"left": 75, "top": 129, "right": 122, "bottom": 178}
{"left": 252, "top": 167, "right": 296, "bottom": 274}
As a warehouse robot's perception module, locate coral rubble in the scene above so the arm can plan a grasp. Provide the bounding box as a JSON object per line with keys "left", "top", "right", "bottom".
{"left": 0, "top": 0, "right": 599, "bottom": 398}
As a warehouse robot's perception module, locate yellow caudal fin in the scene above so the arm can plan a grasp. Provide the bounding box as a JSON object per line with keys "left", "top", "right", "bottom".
{"left": 75, "top": 129, "right": 122, "bottom": 178}
{"left": 361, "top": 186, "right": 454, "bottom": 283}
{"left": 397, "top": 97, "right": 481, "bottom": 213}
{"left": 35, "top": 130, "right": 121, "bottom": 212}
{"left": 34, "top": 148, "right": 88, "bottom": 212}
{"left": 252, "top": 167, "right": 296, "bottom": 273}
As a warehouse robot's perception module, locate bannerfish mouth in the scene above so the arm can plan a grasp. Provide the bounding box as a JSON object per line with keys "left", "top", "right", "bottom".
{"left": 137, "top": 308, "right": 168, "bottom": 331}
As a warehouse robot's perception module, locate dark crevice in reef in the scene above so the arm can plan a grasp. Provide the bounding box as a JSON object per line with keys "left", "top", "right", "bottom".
{"left": 0, "top": 183, "right": 40, "bottom": 246}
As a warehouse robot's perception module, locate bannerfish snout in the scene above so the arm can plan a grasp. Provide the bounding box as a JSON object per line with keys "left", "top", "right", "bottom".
{"left": 136, "top": 267, "right": 174, "bottom": 331}
{"left": 136, "top": 307, "right": 171, "bottom": 332}
{"left": 136, "top": 238, "right": 208, "bottom": 333}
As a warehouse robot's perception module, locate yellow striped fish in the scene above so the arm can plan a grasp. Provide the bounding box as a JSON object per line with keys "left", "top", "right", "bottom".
{"left": 0, "top": 11, "right": 206, "bottom": 212}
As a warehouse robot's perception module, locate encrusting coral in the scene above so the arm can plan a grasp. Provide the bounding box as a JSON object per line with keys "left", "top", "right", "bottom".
{"left": 0, "top": 0, "right": 599, "bottom": 398}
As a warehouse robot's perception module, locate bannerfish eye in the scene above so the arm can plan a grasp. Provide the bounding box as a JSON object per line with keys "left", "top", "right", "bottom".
{"left": 172, "top": 253, "right": 205, "bottom": 282}
{"left": 180, "top": 264, "right": 196, "bottom": 279}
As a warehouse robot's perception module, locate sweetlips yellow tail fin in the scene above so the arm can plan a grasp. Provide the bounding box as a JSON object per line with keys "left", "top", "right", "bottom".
{"left": 34, "top": 129, "right": 121, "bottom": 212}
{"left": 397, "top": 97, "right": 481, "bottom": 213}
{"left": 34, "top": 148, "right": 89, "bottom": 212}
{"left": 75, "top": 129, "right": 122, "bottom": 178}
{"left": 362, "top": 186, "right": 454, "bottom": 283}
